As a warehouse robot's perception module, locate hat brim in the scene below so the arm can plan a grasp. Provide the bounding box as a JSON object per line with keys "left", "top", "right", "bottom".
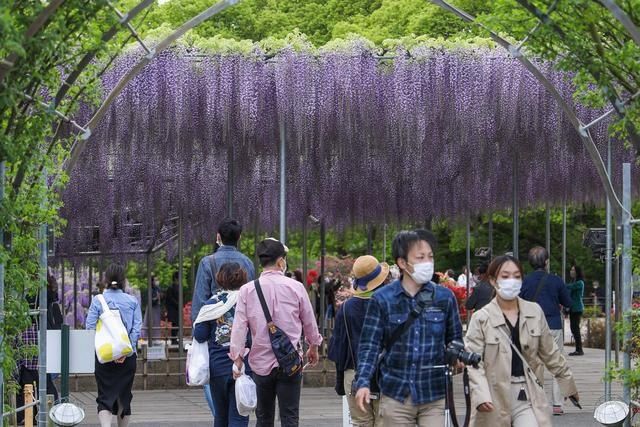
{"left": 354, "top": 262, "right": 390, "bottom": 295}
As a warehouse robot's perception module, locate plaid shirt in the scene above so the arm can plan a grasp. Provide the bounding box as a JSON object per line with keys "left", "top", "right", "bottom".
{"left": 18, "top": 324, "right": 39, "bottom": 370}
{"left": 355, "top": 280, "right": 462, "bottom": 405}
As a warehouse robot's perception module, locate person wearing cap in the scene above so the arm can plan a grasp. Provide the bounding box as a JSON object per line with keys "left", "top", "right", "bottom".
{"left": 354, "top": 230, "right": 463, "bottom": 426}
{"left": 230, "top": 238, "right": 322, "bottom": 427}
{"left": 328, "top": 255, "right": 389, "bottom": 427}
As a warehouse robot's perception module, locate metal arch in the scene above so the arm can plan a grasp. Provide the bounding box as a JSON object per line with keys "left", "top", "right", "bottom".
{"left": 53, "top": 0, "right": 156, "bottom": 107}
{"left": 599, "top": 0, "right": 640, "bottom": 47}
{"left": 0, "top": 0, "right": 66, "bottom": 84}
{"left": 64, "top": 0, "right": 242, "bottom": 174}
{"left": 429, "top": 0, "right": 626, "bottom": 220}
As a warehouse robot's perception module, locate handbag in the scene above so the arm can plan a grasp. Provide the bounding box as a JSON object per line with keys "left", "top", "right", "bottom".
{"left": 254, "top": 279, "right": 303, "bottom": 376}
{"left": 94, "top": 295, "right": 134, "bottom": 364}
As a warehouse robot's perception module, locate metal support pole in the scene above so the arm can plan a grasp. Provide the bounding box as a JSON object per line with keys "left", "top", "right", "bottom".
{"left": 279, "top": 121, "right": 286, "bottom": 244}
{"left": 320, "top": 220, "right": 326, "bottom": 338}
{"left": 0, "top": 161, "right": 4, "bottom": 419}
{"left": 177, "top": 217, "right": 184, "bottom": 383}
{"left": 621, "top": 163, "right": 632, "bottom": 413}
{"left": 562, "top": 203, "right": 567, "bottom": 282}
{"left": 73, "top": 265, "right": 77, "bottom": 328}
{"left": 512, "top": 166, "right": 519, "bottom": 259}
{"left": 226, "top": 146, "right": 233, "bottom": 218}
{"left": 302, "top": 217, "right": 308, "bottom": 291}
{"left": 38, "top": 222, "right": 47, "bottom": 426}
{"left": 488, "top": 212, "right": 493, "bottom": 257}
{"left": 605, "top": 138, "right": 613, "bottom": 400}
{"left": 382, "top": 223, "right": 387, "bottom": 263}
{"left": 61, "top": 324, "right": 69, "bottom": 399}
{"left": 146, "top": 254, "right": 152, "bottom": 344}
{"left": 466, "top": 215, "right": 471, "bottom": 308}
{"left": 545, "top": 205, "right": 551, "bottom": 271}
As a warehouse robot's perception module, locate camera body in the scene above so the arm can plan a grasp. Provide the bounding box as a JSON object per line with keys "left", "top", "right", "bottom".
{"left": 445, "top": 340, "right": 481, "bottom": 368}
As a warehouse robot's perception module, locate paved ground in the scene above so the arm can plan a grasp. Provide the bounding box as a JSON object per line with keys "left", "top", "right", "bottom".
{"left": 74, "top": 346, "right": 628, "bottom": 426}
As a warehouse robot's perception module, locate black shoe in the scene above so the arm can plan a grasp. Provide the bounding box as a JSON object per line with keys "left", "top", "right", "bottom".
{"left": 568, "top": 350, "right": 584, "bottom": 356}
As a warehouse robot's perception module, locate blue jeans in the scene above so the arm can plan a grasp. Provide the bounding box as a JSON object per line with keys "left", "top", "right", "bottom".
{"left": 211, "top": 375, "right": 249, "bottom": 427}
{"left": 204, "top": 383, "right": 216, "bottom": 416}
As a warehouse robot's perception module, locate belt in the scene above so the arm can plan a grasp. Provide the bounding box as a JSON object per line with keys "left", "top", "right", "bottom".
{"left": 510, "top": 376, "right": 526, "bottom": 384}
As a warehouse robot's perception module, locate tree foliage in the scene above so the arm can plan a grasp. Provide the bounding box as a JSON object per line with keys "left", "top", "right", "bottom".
{"left": 143, "top": 0, "right": 495, "bottom": 46}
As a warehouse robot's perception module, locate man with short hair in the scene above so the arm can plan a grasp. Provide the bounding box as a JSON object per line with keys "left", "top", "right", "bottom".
{"left": 355, "top": 230, "right": 463, "bottom": 426}
{"left": 230, "top": 238, "right": 322, "bottom": 427}
{"left": 521, "top": 246, "right": 572, "bottom": 416}
{"left": 190, "top": 218, "right": 255, "bottom": 322}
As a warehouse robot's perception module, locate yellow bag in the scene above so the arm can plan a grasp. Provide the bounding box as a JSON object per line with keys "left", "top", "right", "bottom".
{"left": 94, "top": 295, "right": 133, "bottom": 363}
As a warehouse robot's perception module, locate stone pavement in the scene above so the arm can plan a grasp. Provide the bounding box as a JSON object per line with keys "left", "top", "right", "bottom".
{"left": 75, "top": 346, "right": 628, "bottom": 426}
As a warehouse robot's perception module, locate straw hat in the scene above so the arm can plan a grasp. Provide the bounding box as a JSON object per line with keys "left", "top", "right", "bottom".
{"left": 352, "top": 255, "right": 389, "bottom": 295}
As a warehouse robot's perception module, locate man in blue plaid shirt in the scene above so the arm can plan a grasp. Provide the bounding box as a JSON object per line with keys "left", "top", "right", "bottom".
{"left": 354, "top": 230, "right": 462, "bottom": 426}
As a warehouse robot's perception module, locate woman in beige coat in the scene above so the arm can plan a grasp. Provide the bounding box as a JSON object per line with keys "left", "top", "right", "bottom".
{"left": 465, "top": 255, "right": 579, "bottom": 427}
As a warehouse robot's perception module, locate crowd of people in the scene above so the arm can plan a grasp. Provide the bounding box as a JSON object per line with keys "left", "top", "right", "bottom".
{"left": 15, "top": 217, "right": 591, "bottom": 426}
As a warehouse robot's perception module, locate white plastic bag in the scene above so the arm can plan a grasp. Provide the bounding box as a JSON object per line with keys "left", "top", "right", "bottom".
{"left": 186, "top": 339, "right": 210, "bottom": 386}
{"left": 234, "top": 364, "right": 257, "bottom": 416}
{"left": 94, "top": 295, "right": 133, "bottom": 364}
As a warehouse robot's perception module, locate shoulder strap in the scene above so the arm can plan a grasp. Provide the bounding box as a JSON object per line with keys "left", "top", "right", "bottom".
{"left": 384, "top": 287, "right": 434, "bottom": 351}
{"left": 254, "top": 279, "right": 273, "bottom": 323}
{"left": 530, "top": 273, "right": 548, "bottom": 302}
{"left": 497, "top": 326, "right": 543, "bottom": 389}
{"left": 95, "top": 294, "right": 111, "bottom": 313}
{"left": 342, "top": 303, "right": 356, "bottom": 368}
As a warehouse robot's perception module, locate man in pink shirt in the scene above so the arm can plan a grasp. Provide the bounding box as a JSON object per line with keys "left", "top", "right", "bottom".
{"left": 230, "top": 238, "right": 322, "bottom": 427}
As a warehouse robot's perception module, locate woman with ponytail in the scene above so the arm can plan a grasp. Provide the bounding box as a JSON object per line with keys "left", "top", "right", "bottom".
{"left": 86, "top": 263, "right": 142, "bottom": 427}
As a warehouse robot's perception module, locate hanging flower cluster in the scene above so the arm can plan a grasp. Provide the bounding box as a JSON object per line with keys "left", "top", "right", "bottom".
{"left": 57, "top": 44, "right": 637, "bottom": 256}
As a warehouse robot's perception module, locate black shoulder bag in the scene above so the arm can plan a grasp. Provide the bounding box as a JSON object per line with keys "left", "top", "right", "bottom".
{"left": 351, "top": 287, "right": 435, "bottom": 396}
{"left": 254, "top": 279, "right": 303, "bottom": 376}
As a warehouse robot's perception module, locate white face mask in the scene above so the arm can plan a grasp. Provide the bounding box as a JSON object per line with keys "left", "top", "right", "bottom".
{"left": 496, "top": 278, "right": 522, "bottom": 300}
{"left": 408, "top": 262, "right": 434, "bottom": 284}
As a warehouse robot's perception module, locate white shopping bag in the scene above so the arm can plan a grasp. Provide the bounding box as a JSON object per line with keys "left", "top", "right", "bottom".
{"left": 186, "top": 340, "right": 210, "bottom": 386}
{"left": 94, "top": 295, "right": 133, "bottom": 364}
{"left": 234, "top": 364, "right": 257, "bottom": 416}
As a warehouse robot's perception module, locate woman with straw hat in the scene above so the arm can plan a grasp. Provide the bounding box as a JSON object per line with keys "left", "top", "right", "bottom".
{"left": 329, "top": 255, "right": 389, "bottom": 427}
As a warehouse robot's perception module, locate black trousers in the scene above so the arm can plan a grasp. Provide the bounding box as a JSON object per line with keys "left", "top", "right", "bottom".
{"left": 252, "top": 368, "right": 302, "bottom": 427}
{"left": 570, "top": 312, "right": 583, "bottom": 352}
{"left": 16, "top": 367, "right": 58, "bottom": 424}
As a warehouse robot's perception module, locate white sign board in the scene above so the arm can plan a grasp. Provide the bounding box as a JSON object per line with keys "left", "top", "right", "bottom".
{"left": 342, "top": 396, "right": 352, "bottom": 426}
{"left": 146, "top": 345, "right": 167, "bottom": 361}
{"left": 47, "top": 330, "right": 96, "bottom": 374}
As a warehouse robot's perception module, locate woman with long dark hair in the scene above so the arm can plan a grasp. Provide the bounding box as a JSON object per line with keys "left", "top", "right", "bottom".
{"left": 193, "top": 262, "right": 251, "bottom": 427}
{"left": 567, "top": 265, "right": 585, "bottom": 356}
{"left": 86, "top": 263, "right": 142, "bottom": 427}
{"left": 465, "top": 255, "right": 579, "bottom": 426}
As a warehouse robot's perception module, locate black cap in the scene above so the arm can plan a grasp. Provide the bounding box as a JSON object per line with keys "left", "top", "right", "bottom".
{"left": 257, "top": 238, "right": 288, "bottom": 263}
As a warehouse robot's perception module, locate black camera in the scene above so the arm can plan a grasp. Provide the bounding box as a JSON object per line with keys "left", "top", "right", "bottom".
{"left": 445, "top": 340, "right": 481, "bottom": 368}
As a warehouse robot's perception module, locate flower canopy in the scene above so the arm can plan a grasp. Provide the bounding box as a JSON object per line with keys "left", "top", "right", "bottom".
{"left": 58, "top": 43, "right": 637, "bottom": 256}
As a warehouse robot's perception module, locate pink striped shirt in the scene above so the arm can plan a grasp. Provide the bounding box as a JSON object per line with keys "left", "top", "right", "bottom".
{"left": 229, "top": 270, "right": 322, "bottom": 376}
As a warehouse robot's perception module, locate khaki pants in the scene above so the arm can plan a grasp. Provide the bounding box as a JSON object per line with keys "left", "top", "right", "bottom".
{"left": 344, "top": 370, "right": 382, "bottom": 427}
{"left": 510, "top": 378, "right": 538, "bottom": 427}
{"left": 549, "top": 329, "right": 564, "bottom": 407}
{"left": 379, "top": 395, "right": 445, "bottom": 427}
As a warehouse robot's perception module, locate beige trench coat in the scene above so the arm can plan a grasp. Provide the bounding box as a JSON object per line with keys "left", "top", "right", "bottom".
{"left": 464, "top": 297, "right": 578, "bottom": 427}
